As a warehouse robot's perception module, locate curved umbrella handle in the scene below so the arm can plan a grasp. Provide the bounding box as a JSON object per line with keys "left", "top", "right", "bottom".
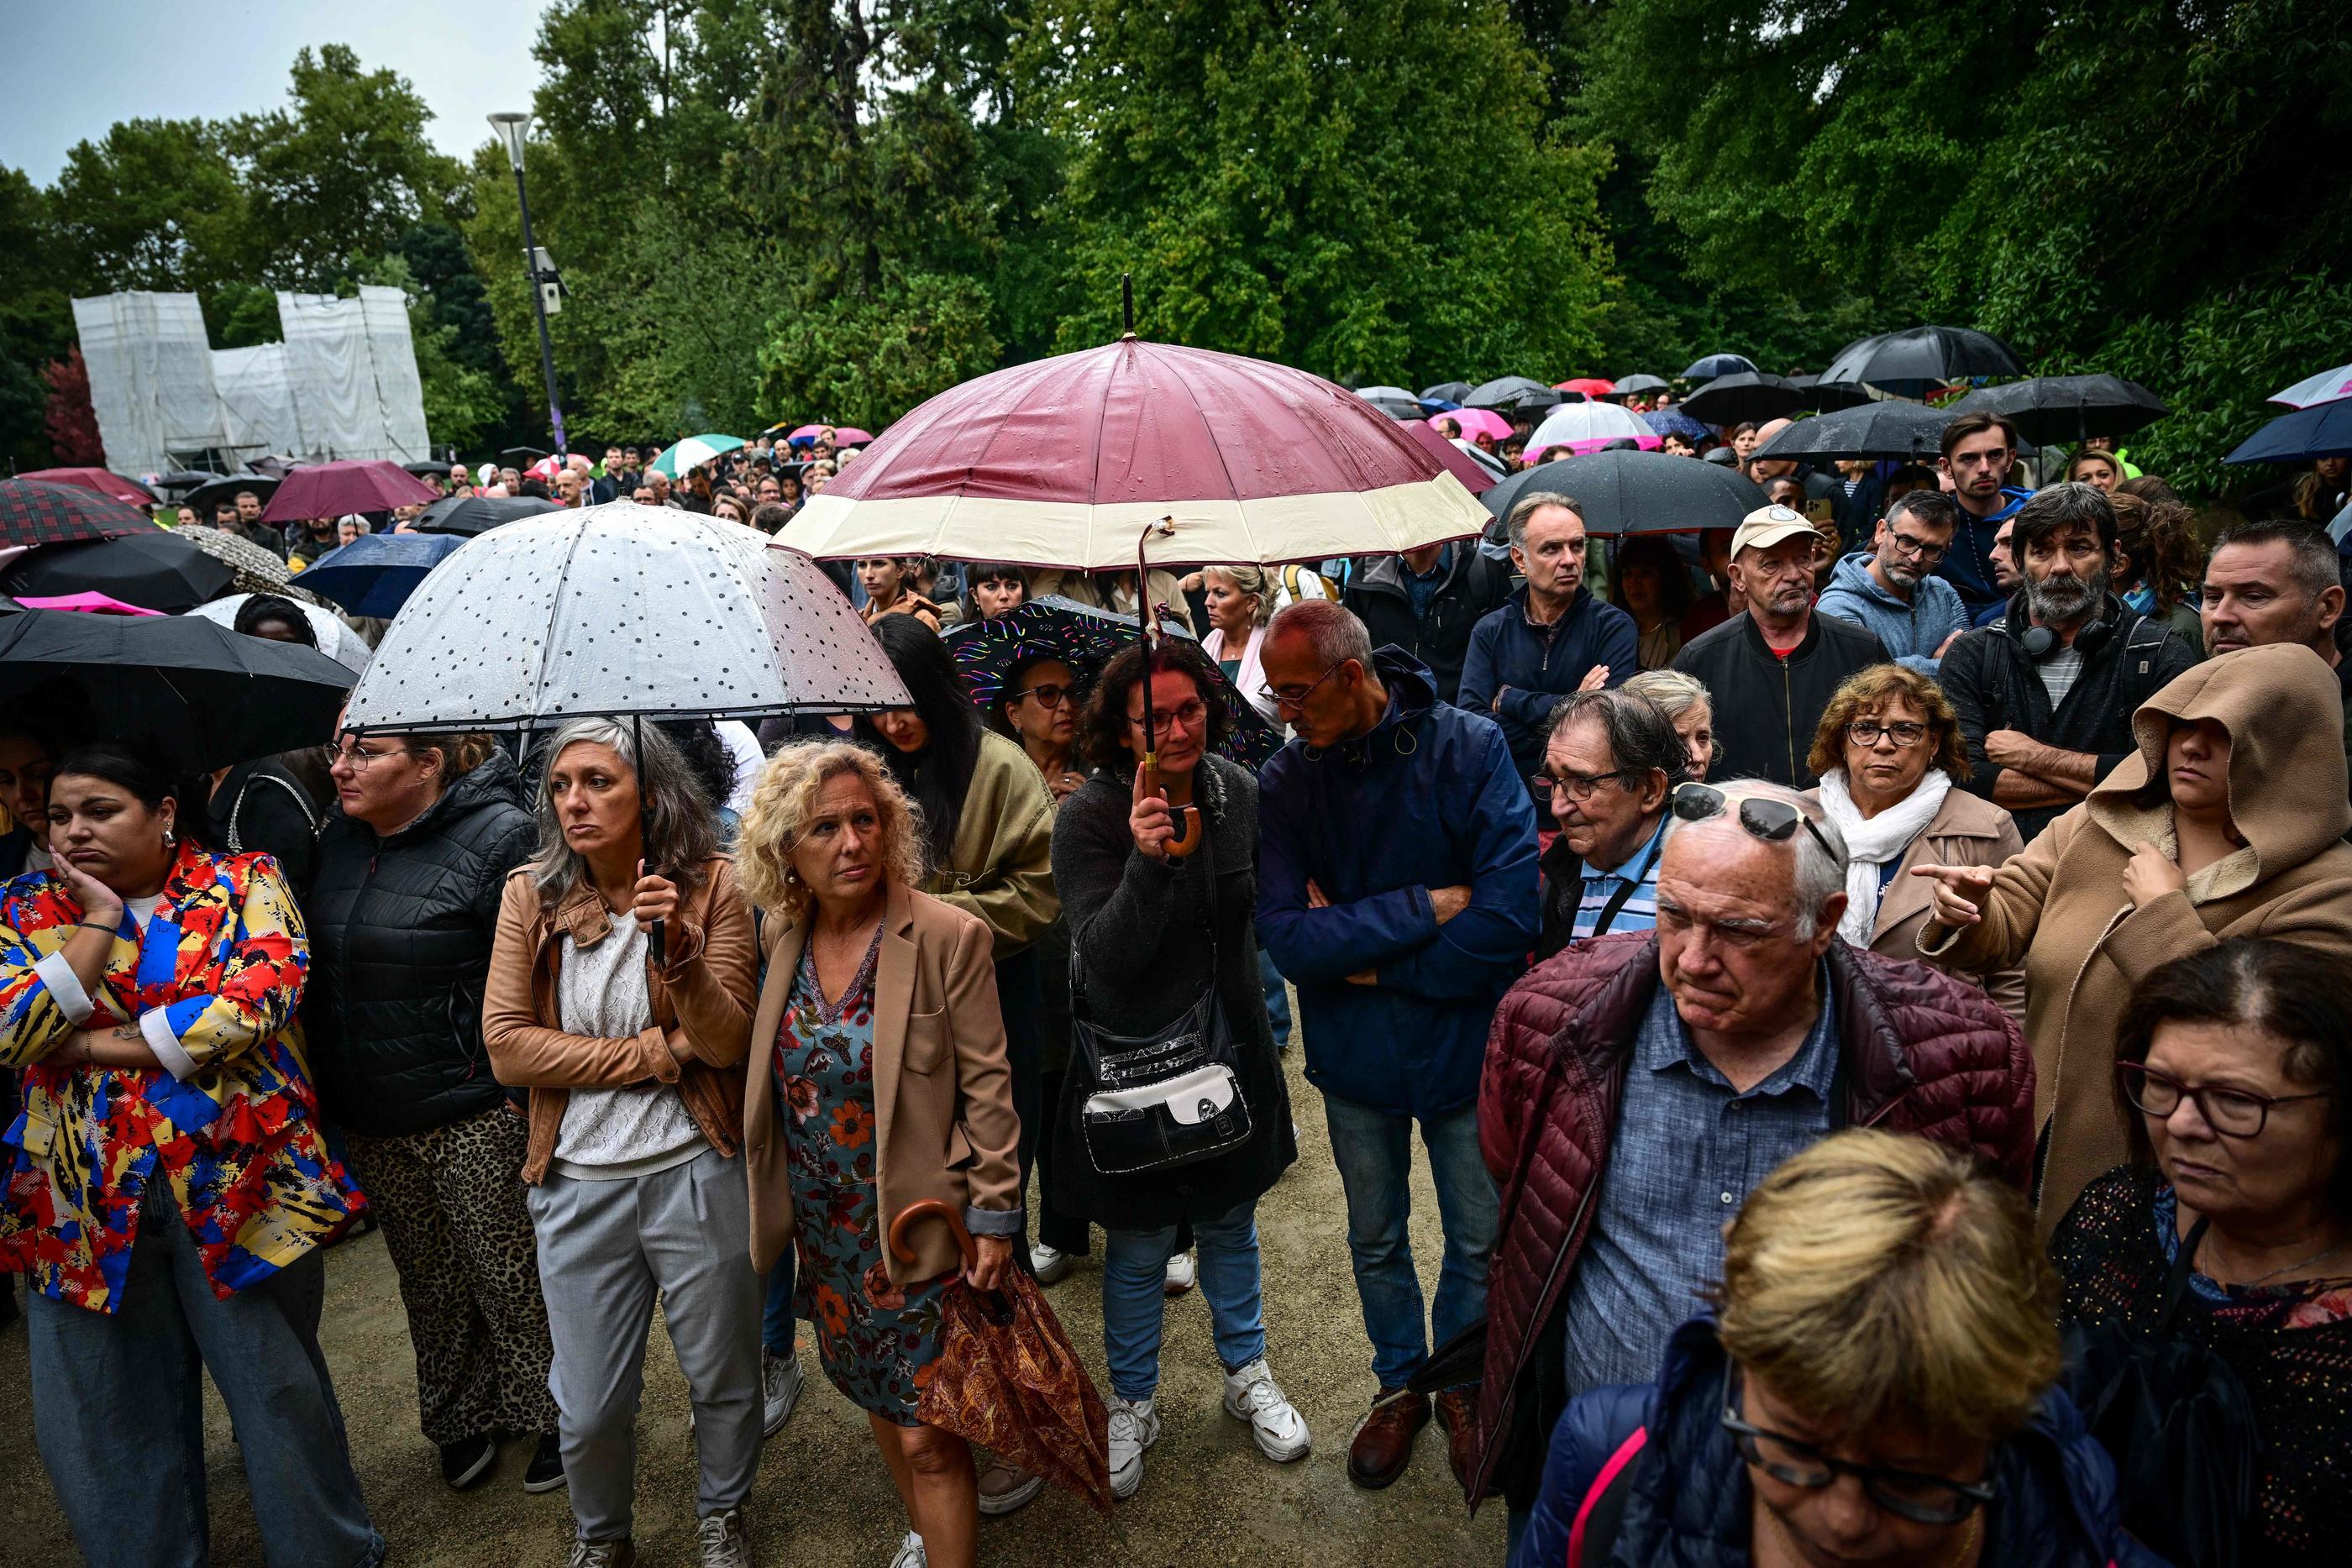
{"left": 1142, "top": 755, "right": 1203, "bottom": 859}
{"left": 889, "top": 1198, "right": 979, "bottom": 1275}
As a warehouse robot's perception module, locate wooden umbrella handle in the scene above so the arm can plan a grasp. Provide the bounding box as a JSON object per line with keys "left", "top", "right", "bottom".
{"left": 889, "top": 1198, "right": 979, "bottom": 1274}
{"left": 1143, "top": 754, "right": 1203, "bottom": 858}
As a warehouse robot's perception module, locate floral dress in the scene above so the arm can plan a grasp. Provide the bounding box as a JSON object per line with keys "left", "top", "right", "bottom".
{"left": 774, "top": 922, "right": 948, "bottom": 1425}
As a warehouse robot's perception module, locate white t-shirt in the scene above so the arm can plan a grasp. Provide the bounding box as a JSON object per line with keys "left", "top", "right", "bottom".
{"left": 549, "top": 917, "right": 706, "bottom": 1181}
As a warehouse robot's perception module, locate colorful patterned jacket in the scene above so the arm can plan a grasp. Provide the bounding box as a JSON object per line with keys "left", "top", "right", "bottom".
{"left": 0, "top": 843, "right": 365, "bottom": 1314}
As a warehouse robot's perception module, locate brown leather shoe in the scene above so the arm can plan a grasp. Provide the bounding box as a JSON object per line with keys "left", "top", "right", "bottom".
{"left": 1347, "top": 1387, "right": 1431, "bottom": 1490}
{"left": 1432, "top": 1388, "right": 1478, "bottom": 1491}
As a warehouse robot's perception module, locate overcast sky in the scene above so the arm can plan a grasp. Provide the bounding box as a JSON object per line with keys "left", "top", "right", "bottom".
{"left": 0, "top": 0, "right": 549, "bottom": 184}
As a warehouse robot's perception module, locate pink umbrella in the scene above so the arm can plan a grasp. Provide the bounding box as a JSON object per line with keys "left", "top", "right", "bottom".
{"left": 15, "top": 591, "right": 165, "bottom": 616}
{"left": 1405, "top": 421, "right": 1499, "bottom": 494}
{"left": 788, "top": 423, "right": 876, "bottom": 446}
{"left": 259, "top": 459, "right": 438, "bottom": 524}
{"left": 1429, "top": 407, "right": 1514, "bottom": 443}
{"left": 1553, "top": 378, "right": 1616, "bottom": 398}
{"left": 19, "top": 468, "right": 157, "bottom": 506}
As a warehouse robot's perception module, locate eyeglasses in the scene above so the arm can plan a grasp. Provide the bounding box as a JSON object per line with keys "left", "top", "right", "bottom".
{"left": 1720, "top": 1368, "right": 1995, "bottom": 1527}
{"left": 1847, "top": 721, "right": 1928, "bottom": 749}
{"left": 2116, "top": 1062, "right": 2329, "bottom": 1138}
{"left": 1126, "top": 699, "right": 1207, "bottom": 739}
{"left": 1882, "top": 532, "right": 1949, "bottom": 563}
{"left": 1670, "top": 782, "right": 1837, "bottom": 862}
{"left": 1257, "top": 659, "right": 1349, "bottom": 713}
{"left": 1011, "top": 682, "right": 1074, "bottom": 710}
{"left": 319, "top": 741, "right": 407, "bottom": 772}
{"left": 1530, "top": 768, "right": 1640, "bottom": 803}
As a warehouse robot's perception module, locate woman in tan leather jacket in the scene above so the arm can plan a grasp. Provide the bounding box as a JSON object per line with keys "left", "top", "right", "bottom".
{"left": 736, "top": 740, "right": 1021, "bottom": 1568}
{"left": 484, "top": 718, "right": 760, "bottom": 1568}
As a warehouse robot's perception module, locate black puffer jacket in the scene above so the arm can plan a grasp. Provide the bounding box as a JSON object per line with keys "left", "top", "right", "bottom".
{"left": 304, "top": 750, "right": 538, "bottom": 1135}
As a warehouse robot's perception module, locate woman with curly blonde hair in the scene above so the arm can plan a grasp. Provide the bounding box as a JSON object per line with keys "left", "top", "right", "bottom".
{"left": 1802, "top": 665, "right": 2025, "bottom": 1022}
{"left": 735, "top": 742, "right": 1021, "bottom": 1568}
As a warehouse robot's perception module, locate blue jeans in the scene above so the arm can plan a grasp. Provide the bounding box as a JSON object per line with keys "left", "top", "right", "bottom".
{"left": 28, "top": 1183, "right": 384, "bottom": 1568}
{"left": 1259, "top": 945, "right": 1292, "bottom": 1049}
{"left": 1320, "top": 1093, "right": 1499, "bottom": 1390}
{"left": 1100, "top": 1198, "right": 1266, "bottom": 1403}
{"left": 762, "top": 1248, "right": 796, "bottom": 1358}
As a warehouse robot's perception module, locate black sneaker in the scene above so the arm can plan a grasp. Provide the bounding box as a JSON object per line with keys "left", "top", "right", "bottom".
{"left": 440, "top": 1433, "right": 496, "bottom": 1489}
{"left": 524, "top": 1432, "right": 568, "bottom": 1494}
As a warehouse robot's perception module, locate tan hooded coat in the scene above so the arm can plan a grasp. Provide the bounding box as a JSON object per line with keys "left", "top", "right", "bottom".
{"left": 1924, "top": 642, "right": 2352, "bottom": 1231}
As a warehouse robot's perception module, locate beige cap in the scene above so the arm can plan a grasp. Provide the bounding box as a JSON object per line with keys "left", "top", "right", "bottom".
{"left": 1731, "top": 503, "right": 1819, "bottom": 557}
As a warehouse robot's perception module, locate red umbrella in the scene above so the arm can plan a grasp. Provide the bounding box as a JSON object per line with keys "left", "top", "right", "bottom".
{"left": 1404, "top": 420, "right": 1499, "bottom": 494}
{"left": 18, "top": 467, "right": 156, "bottom": 506}
{"left": 259, "top": 459, "right": 438, "bottom": 524}
{"left": 1554, "top": 377, "right": 1616, "bottom": 398}
{"left": 0, "top": 479, "right": 161, "bottom": 549}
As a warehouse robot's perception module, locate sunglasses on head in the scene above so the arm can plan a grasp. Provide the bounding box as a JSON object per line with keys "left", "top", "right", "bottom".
{"left": 1671, "top": 782, "right": 1837, "bottom": 862}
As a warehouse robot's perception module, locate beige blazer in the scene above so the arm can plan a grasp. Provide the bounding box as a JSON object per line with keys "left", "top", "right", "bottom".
{"left": 743, "top": 878, "right": 1022, "bottom": 1284}
{"left": 1867, "top": 788, "right": 2029, "bottom": 1027}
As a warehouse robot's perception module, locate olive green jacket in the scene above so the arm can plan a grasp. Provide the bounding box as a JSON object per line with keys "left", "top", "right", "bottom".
{"left": 925, "top": 728, "right": 1060, "bottom": 959}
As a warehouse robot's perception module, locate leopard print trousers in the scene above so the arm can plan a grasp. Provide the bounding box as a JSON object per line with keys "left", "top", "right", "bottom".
{"left": 344, "top": 1104, "right": 559, "bottom": 1446}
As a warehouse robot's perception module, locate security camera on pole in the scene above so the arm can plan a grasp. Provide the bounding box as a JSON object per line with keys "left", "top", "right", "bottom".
{"left": 487, "top": 111, "right": 569, "bottom": 459}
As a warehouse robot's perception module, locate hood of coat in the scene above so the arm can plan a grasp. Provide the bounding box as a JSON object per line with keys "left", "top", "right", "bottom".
{"left": 387, "top": 744, "right": 529, "bottom": 847}
{"left": 2088, "top": 642, "right": 2350, "bottom": 890}
{"left": 1352, "top": 545, "right": 1464, "bottom": 601}
{"left": 1318, "top": 646, "right": 1441, "bottom": 768}
{"left": 1826, "top": 548, "right": 1911, "bottom": 609}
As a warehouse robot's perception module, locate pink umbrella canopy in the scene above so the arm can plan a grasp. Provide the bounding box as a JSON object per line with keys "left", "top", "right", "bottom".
{"left": 14, "top": 591, "right": 164, "bottom": 616}
{"left": 259, "top": 459, "right": 438, "bottom": 524}
{"left": 1429, "top": 406, "right": 1515, "bottom": 443}
{"left": 1404, "top": 420, "right": 1499, "bottom": 494}
{"left": 780, "top": 339, "right": 1488, "bottom": 569}
{"left": 18, "top": 468, "right": 156, "bottom": 506}
{"left": 789, "top": 423, "right": 877, "bottom": 445}
{"left": 1553, "top": 378, "right": 1616, "bottom": 398}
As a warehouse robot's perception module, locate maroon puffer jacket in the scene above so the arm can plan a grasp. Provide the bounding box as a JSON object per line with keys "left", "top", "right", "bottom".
{"left": 1467, "top": 931, "right": 2034, "bottom": 1504}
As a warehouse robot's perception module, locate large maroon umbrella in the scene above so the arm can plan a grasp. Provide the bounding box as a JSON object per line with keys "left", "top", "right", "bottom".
{"left": 18, "top": 467, "right": 157, "bottom": 506}
{"left": 259, "top": 459, "right": 438, "bottom": 523}
{"left": 0, "top": 479, "right": 161, "bottom": 549}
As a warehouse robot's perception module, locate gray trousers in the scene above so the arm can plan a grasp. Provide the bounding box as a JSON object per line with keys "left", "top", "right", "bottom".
{"left": 528, "top": 1146, "right": 764, "bottom": 1541}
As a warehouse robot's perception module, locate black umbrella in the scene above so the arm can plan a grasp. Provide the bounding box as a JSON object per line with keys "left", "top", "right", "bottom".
{"left": 500, "top": 446, "right": 550, "bottom": 466}
{"left": 1945, "top": 375, "right": 2169, "bottom": 448}
{"left": 181, "top": 473, "right": 283, "bottom": 516}
{"left": 0, "top": 608, "right": 358, "bottom": 771}
{"left": 152, "top": 469, "right": 223, "bottom": 496}
{"left": 1607, "top": 374, "right": 1671, "bottom": 398}
{"left": 1682, "top": 353, "right": 1757, "bottom": 381}
{"left": 1786, "top": 374, "right": 1878, "bottom": 413}
{"left": 401, "top": 459, "right": 455, "bottom": 480}
{"left": 1, "top": 532, "right": 236, "bottom": 613}
{"left": 1681, "top": 372, "right": 1809, "bottom": 428}
{"left": 1420, "top": 381, "right": 1474, "bottom": 405}
{"left": 1481, "top": 449, "right": 1767, "bottom": 534}
{"left": 1754, "top": 401, "right": 1957, "bottom": 463}
{"left": 1352, "top": 385, "right": 1427, "bottom": 420}
{"left": 1466, "top": 375, "right": 1568, "bottom": 412}
{"left": 1818, "top": 326, "right": 2021, "bottom": 393}
{"left": 413, "top": 493, "right": 564, "bottom": 538}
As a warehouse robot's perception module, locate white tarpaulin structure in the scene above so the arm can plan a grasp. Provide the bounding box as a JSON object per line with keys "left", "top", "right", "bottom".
{"left": 212, "top": 343, "right": 303, "bottom": 456}
{"left": 72, "top": 292, "right": 231, "bottom": 476}
{"left": 275, "top": 287, "right": 430, "bottom": 463}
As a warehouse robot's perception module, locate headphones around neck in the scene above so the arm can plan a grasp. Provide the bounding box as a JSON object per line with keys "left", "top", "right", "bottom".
{"left": 2017, "top": 608, "right": 2115, "bottom": 661}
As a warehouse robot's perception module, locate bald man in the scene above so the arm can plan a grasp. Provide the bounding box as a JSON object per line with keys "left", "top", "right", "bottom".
{"left": 1744, "top": 417, "right": 1842, "bottom": 540}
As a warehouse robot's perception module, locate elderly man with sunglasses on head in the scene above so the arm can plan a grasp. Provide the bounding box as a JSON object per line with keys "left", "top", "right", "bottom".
{"left": 1464, "top": 779, "right": 2036, "bottom": 1552}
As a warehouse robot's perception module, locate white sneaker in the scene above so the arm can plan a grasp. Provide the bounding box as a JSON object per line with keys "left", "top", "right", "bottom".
{"left": 886, "top": 1531, "right": 928, "bottom": 1568}
{"left": 1222, "top": 1356, "right": 1312, "bottom": 1462}
{"left": 761, "top": 1350, "right": 804, "bottom": 1439}
{"left": 695, "top": 1508, "right": 751, "bottom": 1568}
{"left": 1163, "top": 1252, "right": 1196, "bottom": 1296}
{"left": 1031, "top": 1242, "right": 1076, "bottom": 1285}
{"left": 1107, "top": 1395, "right": 1162, "bottom": 1501}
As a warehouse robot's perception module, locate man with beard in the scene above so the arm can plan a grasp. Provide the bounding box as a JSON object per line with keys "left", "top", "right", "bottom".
{"left": 1672, "top": 506, "right": 1888, "bottom": 787}
{"left": 1939, "top": 482, "right": 2197, "bottom": 841}
{"left": 1815, "top": 490, "right": 1970, "bottom": 676}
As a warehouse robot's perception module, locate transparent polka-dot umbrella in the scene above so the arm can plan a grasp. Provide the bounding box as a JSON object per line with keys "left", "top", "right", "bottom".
{"left": 341, "top": 501, "right": 910, "bottom": 734}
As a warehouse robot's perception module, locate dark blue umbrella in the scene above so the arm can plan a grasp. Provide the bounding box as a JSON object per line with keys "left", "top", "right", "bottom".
{"left": 290, "top": 531, "right": 466, "bottom": 616}
{"left": 1681, "top": 354, "right": 1757, "bottom": 380}
{"left": 2223, "top": 401, "right": 2352, "bottom": 465}
{"left": 1643, "top": 407, "right": 1712, "bottom": 442}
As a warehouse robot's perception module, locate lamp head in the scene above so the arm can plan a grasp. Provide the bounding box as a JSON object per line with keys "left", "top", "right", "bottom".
{"left": 487, "top": 112, "right": 531, "bottom": 171}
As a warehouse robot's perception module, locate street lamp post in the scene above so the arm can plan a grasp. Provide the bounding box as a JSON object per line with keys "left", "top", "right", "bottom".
{"left": 488, "top": 112, "right": 567, "bottom": 458}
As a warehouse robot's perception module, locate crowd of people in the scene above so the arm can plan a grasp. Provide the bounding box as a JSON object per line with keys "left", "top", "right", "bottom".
{"left": 4, "top": 397, "right": 2352, "bottom": 1568}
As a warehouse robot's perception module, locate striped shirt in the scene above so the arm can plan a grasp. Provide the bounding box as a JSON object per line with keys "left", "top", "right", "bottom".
{"left": 1573, "top": 816, "right": 1670, "bottom": 941}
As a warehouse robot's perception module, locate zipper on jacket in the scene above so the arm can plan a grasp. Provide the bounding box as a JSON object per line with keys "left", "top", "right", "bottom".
{"left": 1476, "top": 1176, "right": 1601, "bottom": 1502}
{"left": 1782, "top": 658, "right": 1795, "bottom": 780}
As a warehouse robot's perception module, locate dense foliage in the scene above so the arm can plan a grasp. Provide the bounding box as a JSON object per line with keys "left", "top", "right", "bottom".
{"left": 0, "top": 0, "right": 2342, "bottom": 500}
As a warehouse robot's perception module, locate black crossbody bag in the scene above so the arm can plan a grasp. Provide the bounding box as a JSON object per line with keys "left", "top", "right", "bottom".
{"left": 1066, "top": 818, "right": 1253, "bottom": 1175}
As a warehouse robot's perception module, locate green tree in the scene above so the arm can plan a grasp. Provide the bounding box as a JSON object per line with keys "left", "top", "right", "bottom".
{"left": 47, "top": 118, "right": 255, "bottom": 297}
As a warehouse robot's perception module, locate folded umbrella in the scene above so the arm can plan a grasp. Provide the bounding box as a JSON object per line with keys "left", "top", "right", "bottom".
{"left": 2223, "top": 401, "right": 2352, "bottom": 465}
{"left": 945, "top": 595, "right": 1282, "bottom": 768}
{"left": 1431, "top": 407, "right": 1515, "bottom": 444}
{"left": 648, "top": 433, "right": 748, "bottom": 479}
{"left": 2269, "top": 362, "right": 2352, "bottom": 410}
{"left": 291, "top": 532, "right": 467, "bottom": 617}
{"left": 412, "top": 493, "right": 564, "bottom": 538}
{"left": 1755, "top": 401, "right": 1958, "bottom": 463}
{"left": 1817, "top": 325, "right": 2021, "bottom": 393}
{"left": 1946, "top": 375, "right": 2169, "bottom": 447}
{"left": 0, "top": 478, "right": 160, "bottom": 549}
{"left": 888, "top": 1199, "right": 1113, "bottom": 1514}
{"left": 0, "top": 608, "right": 358, "bottom": 772}
{"left": 1481, "top": 449, "right": 1767, "bottom": 534}
{"left": 181, "top": 472, "right": 282, "bottom": 516}
{"left": 1681, "top": 353, "right": 1757, "bottom": 381}
{"left": 1, "top": 530, "right": 235, "bottom": 613}
{"left": 260, "top": 459, "right": 439, "bottom": 525}
{"left": 1420, "top": 380, "right": 1474, "bottom": 406}
{"left": 1466, "top": 375, "right": 1567, "bottom": 412}
{"left": 17, "top": 467, "right": 157, "bottom": 506}
{"left": 1524, "top": 401, "right": 1662, "bottom": 459}
{"left": 1405, "top": 421, "right": 1500, "bottom": 494}
{"left": 1681, "top": 372, "right": 1810, "bottom": 428}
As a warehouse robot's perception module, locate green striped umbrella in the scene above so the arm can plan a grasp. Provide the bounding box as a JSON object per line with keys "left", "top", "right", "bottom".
{"left": 648, "top": 433, "right": 747, "bottom": 478}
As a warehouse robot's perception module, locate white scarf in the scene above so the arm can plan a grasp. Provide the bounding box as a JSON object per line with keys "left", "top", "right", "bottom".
{"left": 1816, "top": 767, "right": 1951, "bottom": 946}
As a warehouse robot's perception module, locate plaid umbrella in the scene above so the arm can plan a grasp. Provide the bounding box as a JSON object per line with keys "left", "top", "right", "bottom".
{"left": 889, "top": 1200, "right": 1113, "bottom": 1514}
{"left": 944, "top": 595, "right": 1283, "bottom": 768}
{"left": 0, "top": 479, "right": 160, "bottom": 548}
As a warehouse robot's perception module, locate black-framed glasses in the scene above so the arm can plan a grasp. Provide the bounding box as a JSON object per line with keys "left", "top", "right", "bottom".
{"left": 1720, "top": 1368, "right": 1995, "bottom": 1527}
{"left": 1847, "top": 720, "right": 1927, "bottom": 749}
{"left": 1126, "top": 699, "right": 1207, "bottom": 740}
{"left": 1011, "top": 682, "right": 1074, "bottom": 710}
{"left": 1258, "top": 659, "right": 1348, "bottom": 714}
{"left": 2116, "top": 1062, "right": 2329, "bottom": 1138}
{"left": 1882, "top": 531, "right": 1950, "bottom": 563}
{"left": 1670, "top": 782, "right": 1838, "bottom": 863}
{"left": 1530, "top": 768, "right": 1639, "bottom": 804}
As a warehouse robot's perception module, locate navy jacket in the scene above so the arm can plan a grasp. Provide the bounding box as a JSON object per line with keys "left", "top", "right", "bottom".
{"left": 1257, "top": 649, "right": 1540, "bottom": 1117}
{"left": 1939, "top": 486, "right": 2031, "bottom": 614}
{"left": 1458, "top": 586, "right": 1641, "bottom": 782}
{"left": 1509, "top": 1318, "right": 2168, "bottom": 1568}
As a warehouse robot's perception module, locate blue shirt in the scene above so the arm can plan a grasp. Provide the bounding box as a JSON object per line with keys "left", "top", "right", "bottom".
{"left": 1573, "top": 815, "right": 1668, "bottom": 941}
{"left": 1940, "top": 487, "right": 2030, "bottom": 613}
{"left": 1560, "top": 967, "right": 1839, "bottom": 1397}
{"left": 1404, "top": 543, "right": 1452, "bottom": 623}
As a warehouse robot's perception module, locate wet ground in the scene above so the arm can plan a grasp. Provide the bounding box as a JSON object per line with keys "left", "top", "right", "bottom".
{"left": 0, "top": 1041, "right": 1504, "bottom": 1565}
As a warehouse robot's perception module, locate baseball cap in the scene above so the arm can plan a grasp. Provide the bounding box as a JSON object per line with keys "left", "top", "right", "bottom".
{"left": 1731, "top": 504, "right": 1819, "bottom": 557}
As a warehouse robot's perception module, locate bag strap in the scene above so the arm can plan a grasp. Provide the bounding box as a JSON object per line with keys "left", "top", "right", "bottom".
{"left": 1568, "top": 1424, "right": 1648, "bottom": 1567}
{"left": 226, "top": 770, "right": 321, "bottom": 855}
{"left": 2157, "top": 1214, "right": 2211, "bottom": 1333}
{"left": 1068, "top": 782, "right": 1219, "bottom": 1018}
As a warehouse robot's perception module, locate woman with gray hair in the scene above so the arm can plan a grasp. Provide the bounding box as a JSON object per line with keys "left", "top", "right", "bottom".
{"left": 483, "top": 717, "right": 762, "bottom": 1568}
{"left": 1620, "top": 668, "right": 1714, "bottom": 783}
